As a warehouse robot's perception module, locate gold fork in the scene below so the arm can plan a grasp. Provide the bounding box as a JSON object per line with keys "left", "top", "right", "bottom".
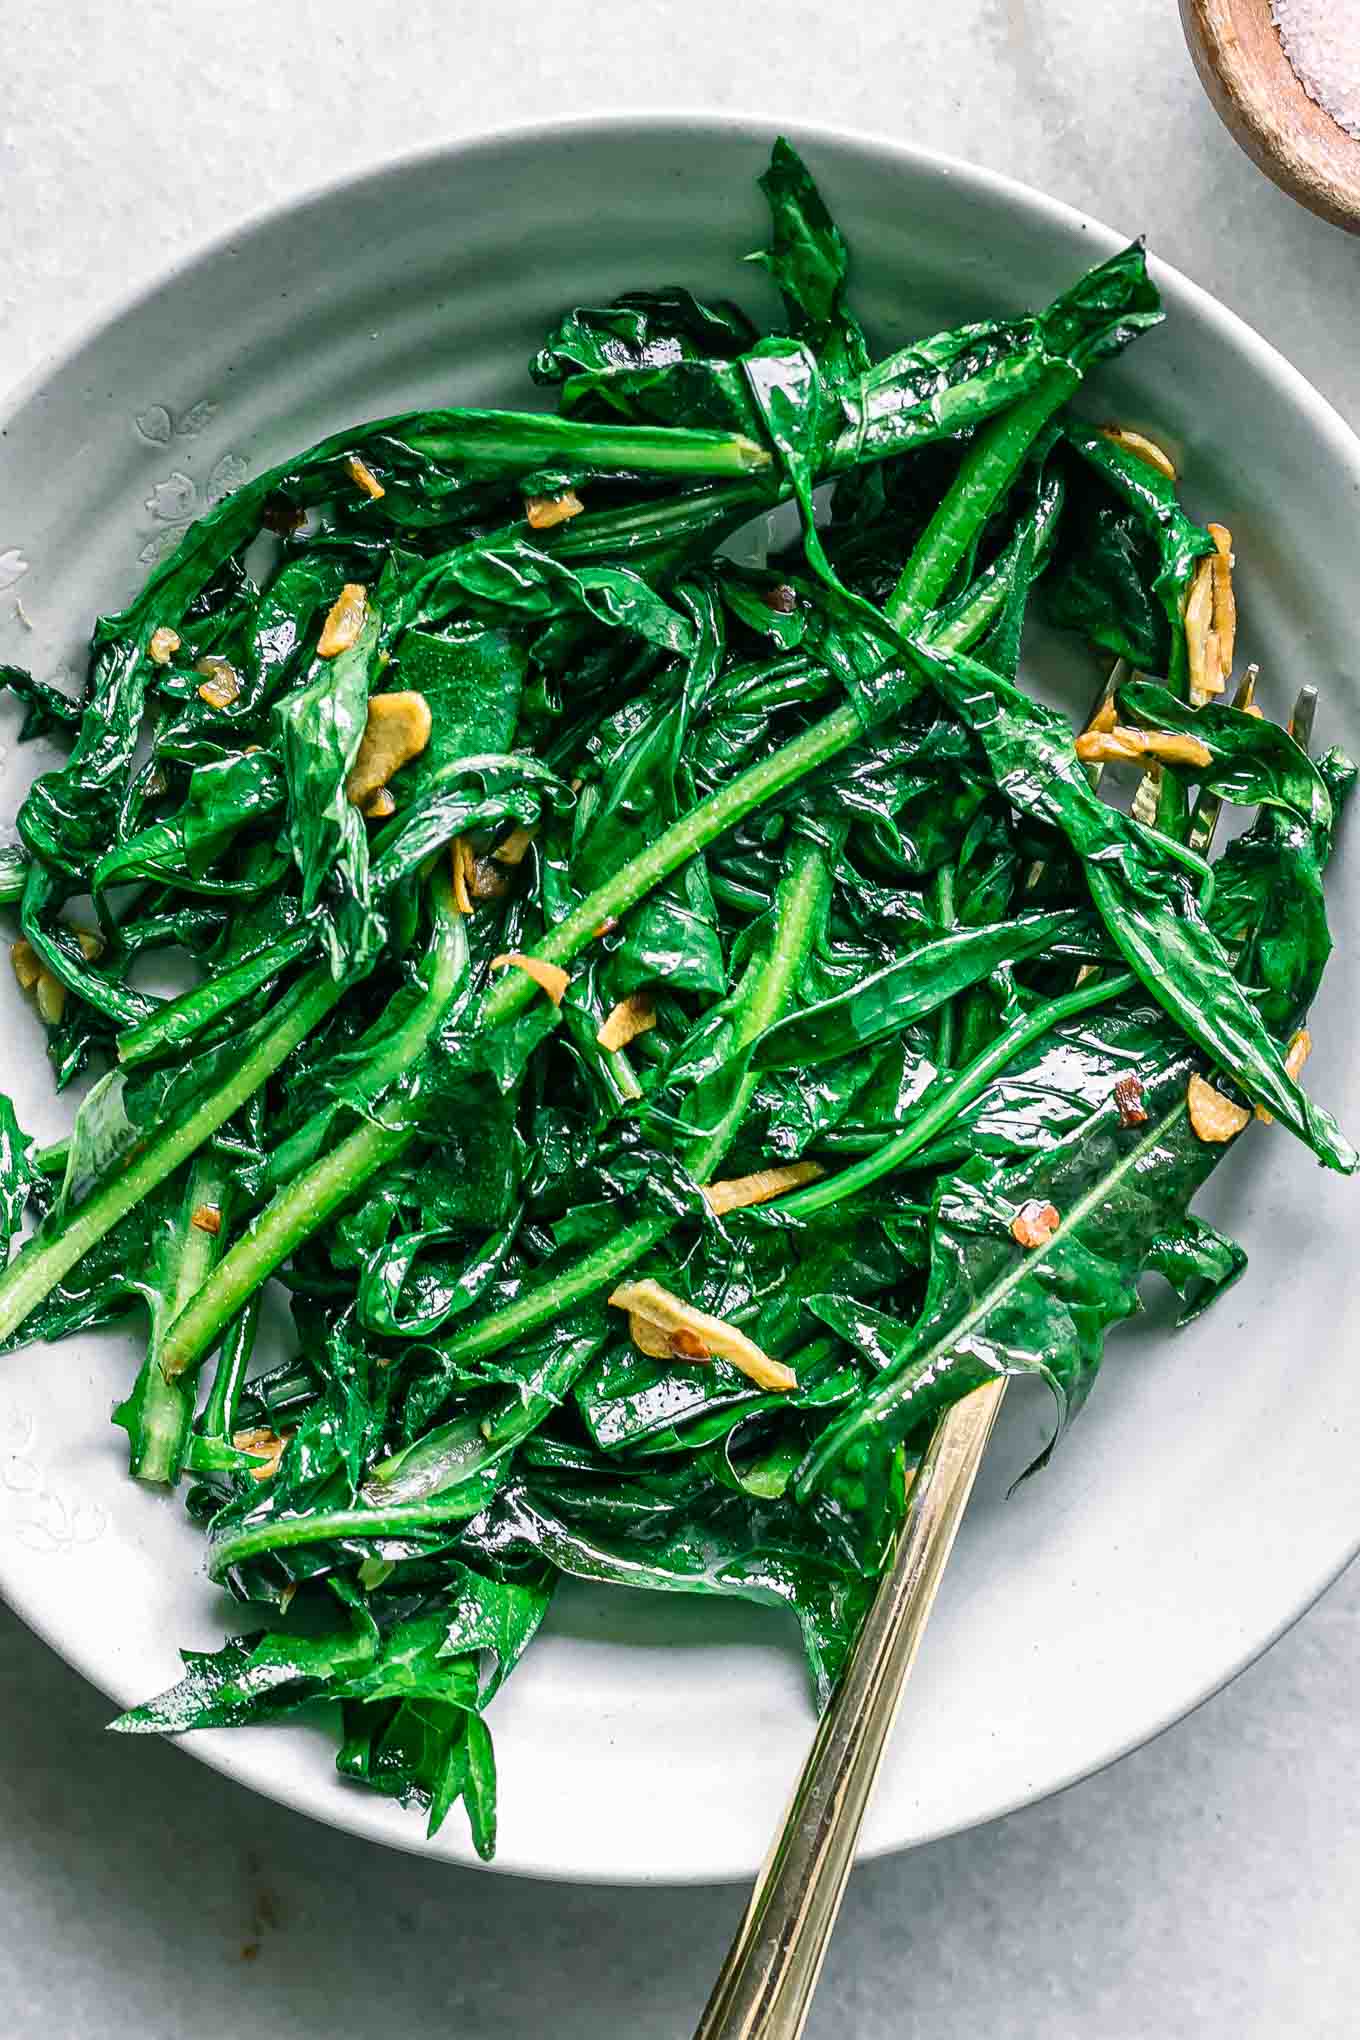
{"left": 692, "top": 1379, "right": 1004, "bottom": 2040}
{"left": 694, "top": 674, "right": 1315, "bottom": 2040}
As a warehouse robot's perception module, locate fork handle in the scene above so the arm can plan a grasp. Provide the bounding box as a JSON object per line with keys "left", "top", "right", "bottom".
{"left": 692, "top": 1377, "right": 1007, "bottom": 2040}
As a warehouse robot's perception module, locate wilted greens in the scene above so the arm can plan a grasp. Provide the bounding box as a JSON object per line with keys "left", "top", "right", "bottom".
{"left": 0, "top": 140, "right": 1350, "bottom": 1860}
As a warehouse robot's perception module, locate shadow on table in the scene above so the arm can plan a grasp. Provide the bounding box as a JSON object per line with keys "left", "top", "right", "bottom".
{"left": 2, "top": 1574, "right": 1357, "bottom": 2040}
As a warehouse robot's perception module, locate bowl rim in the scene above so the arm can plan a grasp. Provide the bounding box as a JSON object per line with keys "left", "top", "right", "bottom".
{"left": 3, "top": 107, "right": 1360, "bottom": 1884}
{"left": 8, "top": 102, "right": 1360, "bottom": 453}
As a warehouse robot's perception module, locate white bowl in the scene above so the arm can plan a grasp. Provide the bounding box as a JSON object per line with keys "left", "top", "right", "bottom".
{"left": 1, "top": 113, "right": 1358, "bottom": 1885}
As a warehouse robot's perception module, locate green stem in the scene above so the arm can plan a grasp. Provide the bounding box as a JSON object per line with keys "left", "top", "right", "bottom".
{"left": 162, "top": 1115, "right": 413, "bottom": 1378}
{"left": 928, "top": 495, "right": 1059, "bottom": 653}
{"left": 462, "top": 367, "right": 1075, "bottom": 1047}
{"left": 482, "top": 707, "right": 860, "bottom": 1030}
{"left": 422, "top": 423, "right": 1074, "bottom": 1369}
{"left": 603, "top": 1047, "right": 643, "bottom": 1104}
{"left": 366, "top": 1414, "right": 489, "bottom": 1499}
{"left": 432, "top": 838, "right": 831, "bottom": 1373}
{"left": 208, "top": 1481, "right": 493, "bottom": 1579}
{"left": 547, "top": 482, "right": 770, "bottom": 561}
{"left": 199, "top": 1292, "right": 262, "bottom": 1444}
{"left": 687, "top": 838, "right": 831, "bottom": 1173}
{"left": 776, "top": 971, "right": 1136, "bottom": 1223}
{"left": 931, "top": 865, "right": 957, "bottom": 1070}
{"left": 0, "top": 967, "right": 344, "bottom": 1347}
{"left": 161, "top": 877, "right": 468, "bottom": 1376}
{"left": 402, "top": 411, "right": 773, "bottom": 478}
{"left": 261, "top": 875, "right": 467, "bottom": 1195}
{"left": 885, "top": 367, "right": 1077, "bottom": 630}
{"left": 717, "top": 535, "right": 1028, "bottom": 730}
{"left": 115, "top": 1154, "right": 228, "bottom": 1485}
{"left": 438, "top": 1216, "right": 672, "bottom": 1372}
{"left": 722, "top": 661, "right": 834, "bottom": 718}
{"left": 117, "top": 927, "right": 317, "bottom": 1067}
{"left": 528, "top": 335, "right": 1072, "bottom": 551}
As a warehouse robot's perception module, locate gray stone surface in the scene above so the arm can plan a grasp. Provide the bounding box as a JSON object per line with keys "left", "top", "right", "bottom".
{"left": 2, "top": 2, "right": 1357, "bottom": 2033}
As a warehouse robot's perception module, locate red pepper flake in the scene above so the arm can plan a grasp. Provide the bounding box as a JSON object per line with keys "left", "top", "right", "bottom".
{"left": 1011, "top": 1200, "right": 1060, "bottom": 1249}
{"left": 764, "top": 583, "right": 798, "bottom": 614}
{"left": 593, "top": 916, "right": 619, "bottom": 938}
{"left": 469, "top": 857, "right": 511, "bottom": 901}
{"left": 1113, "top": 1074, "right": 1148, "bottom": 1127}
{"left": 669, "top": 1326, "right": 711, "bottom": 1361}
{"left": 261, "top": 497, "right": 306, "bottom": 537}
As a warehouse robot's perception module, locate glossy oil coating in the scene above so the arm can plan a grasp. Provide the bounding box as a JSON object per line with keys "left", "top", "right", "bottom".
{"left": 0, "top": 114, "right": 1357, "bottom": 1888}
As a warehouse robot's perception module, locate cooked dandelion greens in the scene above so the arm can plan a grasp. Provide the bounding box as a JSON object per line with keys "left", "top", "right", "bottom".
{"left": 0, "top": 140, "right": 1350, "bottom": 1861}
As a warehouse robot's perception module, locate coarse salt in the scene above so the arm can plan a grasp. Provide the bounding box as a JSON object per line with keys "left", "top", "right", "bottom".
{"left": 1271, "top": 0, "right": 1360, "bottom": 140}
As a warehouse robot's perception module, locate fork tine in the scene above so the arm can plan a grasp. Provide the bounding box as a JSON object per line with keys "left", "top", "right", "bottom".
{"left": 1289, "top": 685, "right": 1319, "bottom": 753}
{"left": 1083, "top": 656, "right": 1126, "bottom": 728}
{"left": 1186, "top": 665, "right": 1267, "bottom": 857}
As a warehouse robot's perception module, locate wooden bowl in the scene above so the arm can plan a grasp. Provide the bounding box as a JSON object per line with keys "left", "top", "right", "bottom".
{"left": 1181, "top": 0, "right": 1360, "bottom": 232}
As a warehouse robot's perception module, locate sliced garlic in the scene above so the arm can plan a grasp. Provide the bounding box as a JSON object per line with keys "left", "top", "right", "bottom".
{"left": 1130, "top": 758, "right": 1163, "bottom": 827}
{"left": 1101, "top": 425, "right": 1177, "bottom": 481}
{"left": 492, "top": 824, "right": 538, "bottom": 867}
{"left": 1187, "top": 1071, "right": 1251, "bottom": 1143}
{"left": 232, "top": 1425, "right": 288, "bottom": 1481}
{"left": 607, "top": 1278, "right": 797, "bottom": 1392}
{"left": 346, "top": 455, "right": 386, "bottom": 501}
{"left": 627, "top": 1312, "right": 680, "bottom": 1360}
{"left": 1184, "top": 556, "right": 1223, "bottom": 704}
{"left": 525, "top": 490, "right": 584, "bottom": 530}
{"left": 148, "top": 625, "right": 181, "bottom": 666}
{"left": 450, "top": 835, "right": 476, "bottom": 915}
{"left": 194, "top": 656, "right": 241, "bottom": 710}
{"left": 1113, "top": 1074, "right": 1148, "bottom": 1126}
{"left": 34, "top": 971, "right": 66, "bottom": 1025}
{"left": 1151, "top": 730, "right": 1213, "bottom": 767}
{"left": 703, "top": 1161, "right": 824, "bottom": 1217}
{"left": 1075, "top": 726, "right": 1212, "bottom": 769}
{"left": 596, "top": 992, "right": 656, "bottom": 1053}
{"left": 344, "top": 691, "right": 432, "bottom": 808}
{"left": 469, "top": 857, "right": 511, "bottom": 901}
{"left": 1207, "top": 522, "right": 1236, "bottom": 684}
{"left": 10, "top": 939, "right": 40, "bottom": 992}
{"left": 1075, "top": 726, "right": 1145, "bottom": 766}
{"left": 490, "top": 952, "right": 571, "bottom": 1006}
{"left": 318, "top": 582, "right": 368, "bottom": 659}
